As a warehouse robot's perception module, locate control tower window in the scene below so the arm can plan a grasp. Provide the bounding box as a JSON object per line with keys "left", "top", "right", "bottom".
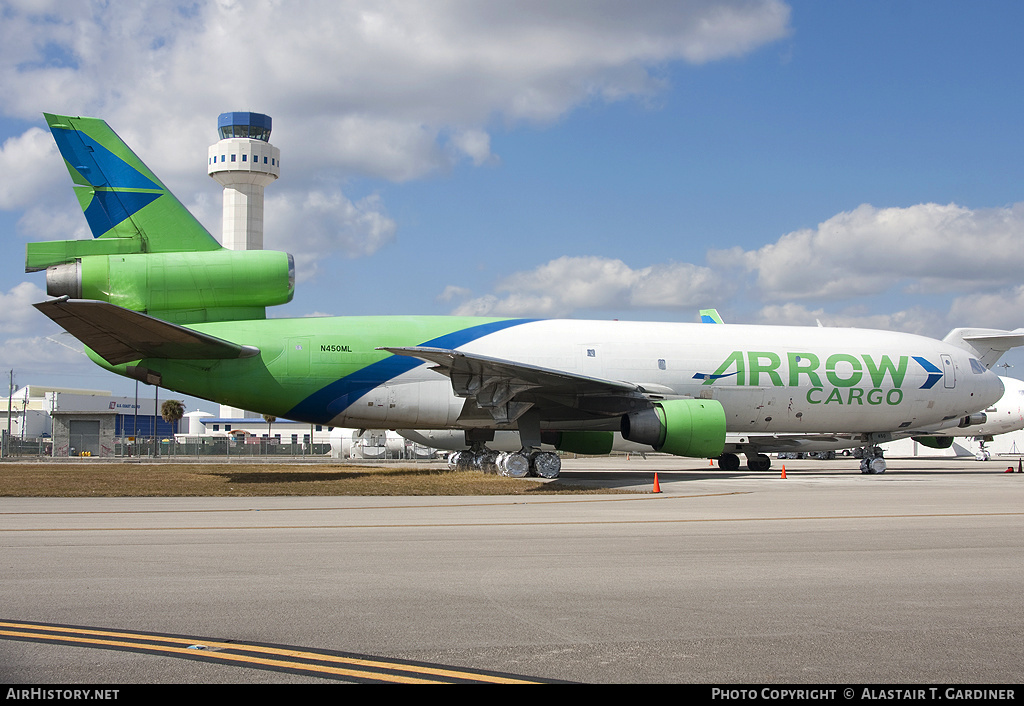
{"left": 217, "top": 125, "right": 271, "bottom": 141}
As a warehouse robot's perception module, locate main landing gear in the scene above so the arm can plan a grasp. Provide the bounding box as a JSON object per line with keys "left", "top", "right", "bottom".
{"left": 859, "top": 446, "right": 887, "bottom": 474}
{"left": 448, "top": 448, "right": 562, "bottom": 478}
{"left": 717, "top": 452, "right": 771, "bottom": 471}
{"left": 448, "top": 419, "right": 562, "bottom": 478}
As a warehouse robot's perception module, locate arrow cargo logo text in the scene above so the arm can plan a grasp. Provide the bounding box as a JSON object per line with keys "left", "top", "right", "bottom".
{"left": 694, "top": 352, "right": 942, "bottom": 406}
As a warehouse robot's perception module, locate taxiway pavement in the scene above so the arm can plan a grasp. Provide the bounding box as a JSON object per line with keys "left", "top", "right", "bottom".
{"left": 2, "top": 456, "right": 1022, "bottom": 683}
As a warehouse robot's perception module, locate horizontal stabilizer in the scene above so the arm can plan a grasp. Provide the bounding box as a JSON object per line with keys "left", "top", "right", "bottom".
{"left": 35, "top": 297, "right": 260, "bottom": 365}
{"left": 943, "top": 327, "right": 1024, "bottom": 369}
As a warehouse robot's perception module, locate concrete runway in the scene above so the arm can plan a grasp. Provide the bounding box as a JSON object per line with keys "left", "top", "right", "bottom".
{"left": 2, "top": 456, "right": 1023, "bottom": 683}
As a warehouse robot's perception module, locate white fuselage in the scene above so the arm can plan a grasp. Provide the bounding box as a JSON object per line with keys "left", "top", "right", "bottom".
{"left": 333, "top": 320, "right": 1004, "bottom": 434}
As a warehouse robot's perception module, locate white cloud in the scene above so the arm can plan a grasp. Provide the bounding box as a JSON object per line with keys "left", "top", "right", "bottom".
{"left": 949, "top": 285, "right": 1024, "bottom": 332}
{"left": 0, "top": 281, "right": 49, "bottom": 334}
{"left": 437, "top": 285, "right": 471, "bottom": 303}
{"left": 448, "top": 129, "right": 495, "bottom": 167}
{"left": 0, "top": 0, "right": 791, "bottom": 265}
{"left": 752, "top": 302, "right": 948, "bottom": 337}
{"left": 442, "top": 197, "right": 1024, "bottom": 333}
{"left": 0, "top": 334, "right": 86, "bottom": 376}
{"left": 264, "top": 189, "right": 397, "bottom": 280}
{"left": 713, "top": 202, "right": 1024, "bottom": 301}
{"left": 448, "top": 256, "right": 726, "bottom": 317}
{"left": 0, "top": 127, "right": 62, "bottom": 210}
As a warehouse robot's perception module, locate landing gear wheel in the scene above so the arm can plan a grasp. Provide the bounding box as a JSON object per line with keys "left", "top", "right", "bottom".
{"left": 496, "top": 451, "right": 530, "bottom": 477}
{"left": 718, "top": 453, "right": 741, "bottom": 471}
{"left": 450, "top": 451, "right": 475, "bottom": 471}
{"left": 859, "top": 447, "right": 886, "bottom": 474}
{"left": 746, "top": 454, "right": 772, "bottom": 472}
{"left": 860, "top": 457, "right": 887, "bottom": 473}
{"left": 476, "top": 450, "right": 499, "bottom": 474}
{"left": 530, "top": 451, "right": 561, "bottom": 479}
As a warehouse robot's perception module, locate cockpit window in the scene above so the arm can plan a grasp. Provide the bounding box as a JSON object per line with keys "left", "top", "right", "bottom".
{"left": 970, "top": 358, "right": 987, "bottom": 374}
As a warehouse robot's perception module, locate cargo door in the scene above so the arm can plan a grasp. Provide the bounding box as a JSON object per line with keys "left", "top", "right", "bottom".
{"left": 941, "top": 354, "right": 956, "bottom": 389}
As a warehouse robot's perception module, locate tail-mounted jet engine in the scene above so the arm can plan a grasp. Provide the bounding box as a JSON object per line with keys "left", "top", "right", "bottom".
{"left": 43, "top": 250, "right": 294, "bottom": 323}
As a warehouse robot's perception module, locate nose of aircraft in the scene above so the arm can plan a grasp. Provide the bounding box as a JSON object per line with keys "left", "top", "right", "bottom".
{"left": 983, "top": 370, "right": 1006, "bottom": 409}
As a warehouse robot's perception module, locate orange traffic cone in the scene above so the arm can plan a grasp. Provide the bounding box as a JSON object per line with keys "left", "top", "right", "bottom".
{"left": 780, "top": 465, "right": 787, "bottom": 479}
{"left": 1005, "top": 466, "right": 1014, "bottom": 473}
{"left": 1018, "top": 460, "right": 1022, "bottom": 473}
{"left": 653, "top": 473, "right": 661, "bottom": 493}
{"left": 709, "top": 458, "right": 714, "bottom": 466}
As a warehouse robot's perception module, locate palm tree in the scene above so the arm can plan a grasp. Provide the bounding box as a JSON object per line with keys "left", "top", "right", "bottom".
{"left": 160, "top": 399, "right": 186, "bottom": 437}
{"left": 262, "top": 414, "right": 276, "bottom": 439}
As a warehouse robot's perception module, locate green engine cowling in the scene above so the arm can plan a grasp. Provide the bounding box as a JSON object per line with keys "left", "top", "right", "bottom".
{"left": 911, "top": 435, "right": 955, "bottom": 450}
{"left": 546, "top": 430, "right": 615, "bottom": 455}
{"left": 45, "top": 249, "right": 294, "bottom": 323}
{"left": 621, "top": 398, "right": 726, "bottom": 458}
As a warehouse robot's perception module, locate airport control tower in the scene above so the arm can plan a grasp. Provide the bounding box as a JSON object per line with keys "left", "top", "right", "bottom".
{"left": 207, "top": 111, "right": 280, "bottom": 250}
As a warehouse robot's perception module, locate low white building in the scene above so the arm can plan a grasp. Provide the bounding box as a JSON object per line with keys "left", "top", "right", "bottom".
{"left": 1, "top": 385, "right": 184, "bottom": 457}
{"left": 174, "top": 404, "right": 436, "bottom": 459}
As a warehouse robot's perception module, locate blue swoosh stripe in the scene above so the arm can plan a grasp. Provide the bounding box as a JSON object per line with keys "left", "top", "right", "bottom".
{"left": 693, "top": 371, "right": 738, "bottom": 382}
{"left": 52, "top": 126, "right": 164, "bottom": 238}
{"left": 84, "top": 190, "right": 162, "bottom": 238}
{"left": 285, "top": 318, "right": 538, "bottom": 423}
{"left": 913, "top": 356, "right": 943, "bottom": 389}
{"left": 51, "top": 127, "right": 161, "bottom": 191}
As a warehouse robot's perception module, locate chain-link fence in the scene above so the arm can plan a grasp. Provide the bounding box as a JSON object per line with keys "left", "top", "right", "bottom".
{"left": 0, "top": 430, "right": 334, "bottom": 459}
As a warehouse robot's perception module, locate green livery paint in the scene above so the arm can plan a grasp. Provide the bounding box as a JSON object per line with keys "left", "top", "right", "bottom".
{"left": 26, "top": 114, "right": 220, "bottom": 272}
{"left": 696, "top": 350, "right": 919, "bottom": 407}
{"left": 85, "top": 315, "right": 534, "bottom": 424}
{"left": 700, "top": 350, "right": 912, "bottom": 388}
{"left": 30, "top": 116, "right": 294, "bottom": 323}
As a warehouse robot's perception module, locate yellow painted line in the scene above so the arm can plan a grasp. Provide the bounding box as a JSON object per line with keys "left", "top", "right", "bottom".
{"left": 0, "top": 621, "right": 541, "bottom": 684}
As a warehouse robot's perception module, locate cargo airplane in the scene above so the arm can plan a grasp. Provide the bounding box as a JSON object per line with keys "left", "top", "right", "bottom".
{"left": 26, "top": 114, "right": 1021, "bottom": 477}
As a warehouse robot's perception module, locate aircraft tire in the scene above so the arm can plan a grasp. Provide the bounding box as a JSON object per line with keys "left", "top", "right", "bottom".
{"left": 530, "top": 451, "right": 561, "bottom": 479}
{"left": 718, "top": 453, "right": 741, "bottom": 471}
{"left": 476, "top": 450, "right": 499, "bottom": 474}
{"left": 747, "top": 454, "right": 771, "bottom": 472}
{"left": 497, "top": 451, "right": 530, "bottom": 477}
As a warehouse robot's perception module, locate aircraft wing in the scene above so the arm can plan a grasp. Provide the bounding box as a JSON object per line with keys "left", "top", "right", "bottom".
{"left": 382, "top": 345, "right": 653, "bottom": 425}
{"left": 35, "top": 297, "right": 260, "bottom": 365}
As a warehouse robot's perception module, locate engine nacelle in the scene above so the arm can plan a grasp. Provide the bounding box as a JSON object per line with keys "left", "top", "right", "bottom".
{"left": 45, "top": 250, "right": 294, "bottom": 323}
{"left": 958, "top": 413, "right": 988, "bottom": 428}
{"left": 543, "top": 430, "right": 614, "bottom": 455}
{"left": 621, "top": 398, "right": 726, "bottom": 458}
{"left": 912, "top": 435, "right": 955, "bottom": 449}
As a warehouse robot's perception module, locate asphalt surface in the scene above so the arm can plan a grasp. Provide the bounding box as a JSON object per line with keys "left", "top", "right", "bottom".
{"left": 2, "top": 456, "right": 1023, "bottom": 684}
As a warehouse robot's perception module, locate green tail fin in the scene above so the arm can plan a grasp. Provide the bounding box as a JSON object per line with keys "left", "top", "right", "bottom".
{"left": 26, "top": 114, "right": 221, "bottom": 271}
{"left": 700, "top": 308, "right": 725, "bottom": 324}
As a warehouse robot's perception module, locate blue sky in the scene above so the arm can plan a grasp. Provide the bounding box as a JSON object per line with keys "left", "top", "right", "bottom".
{"left": 2, "top": 1, "right": 1024, "bottom": 413}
